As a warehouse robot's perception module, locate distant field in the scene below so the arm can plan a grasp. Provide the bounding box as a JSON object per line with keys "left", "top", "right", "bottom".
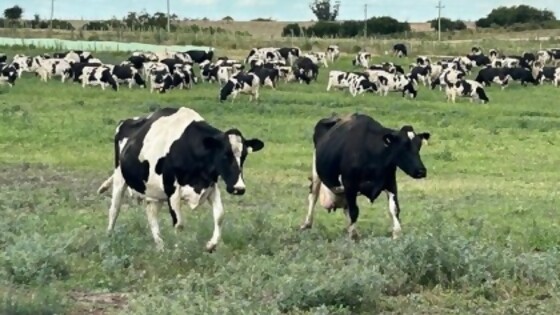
{"left": 1, "top": 46, "right": 560, "bottom": 314}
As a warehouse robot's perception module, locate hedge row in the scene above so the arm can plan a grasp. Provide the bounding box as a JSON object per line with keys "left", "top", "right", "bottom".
{"left": 282, "top": 17, "right": 411, "bottom": 38}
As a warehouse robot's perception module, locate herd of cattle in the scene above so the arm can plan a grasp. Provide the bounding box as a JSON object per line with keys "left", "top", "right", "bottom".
{"left": 2, "top": 43, "right": 560, "bottom": 251}
{"left": 0, "top": 46, "right": 335, "bottom": 102}
{"left": 2, "top": 44, "right": 560, "bottom": 104}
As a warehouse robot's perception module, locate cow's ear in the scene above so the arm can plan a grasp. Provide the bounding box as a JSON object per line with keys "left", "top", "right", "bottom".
{"left": 417, "top": 132, "right": 431, "bottom": 145}
{"left": 203, "top": 135, "right": 224, "bottom": 151}
{"left": 245, "top": 138, "right": 264, "bottom": 153}
{"left": 383, "top": 133, "right": 400, "bottom": 146}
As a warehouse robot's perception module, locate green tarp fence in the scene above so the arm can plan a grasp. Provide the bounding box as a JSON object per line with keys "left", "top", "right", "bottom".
{"left": 0, "top": 37, "right": 213, "bottom": 52}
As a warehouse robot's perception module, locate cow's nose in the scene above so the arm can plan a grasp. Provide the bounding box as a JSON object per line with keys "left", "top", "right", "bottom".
{"left": 233, "top": 187, "right": 245, "bottom": 195}
{"left": 415, "top": 168, "right": 427, "bottom": 179}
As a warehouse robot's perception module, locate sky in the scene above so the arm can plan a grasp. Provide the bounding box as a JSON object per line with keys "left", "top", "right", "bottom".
{"left": 5, "top": 0, "right": 560, "bottom": 23}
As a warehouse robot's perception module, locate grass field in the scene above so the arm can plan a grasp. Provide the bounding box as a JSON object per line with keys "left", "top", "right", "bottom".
{"left": 2, "top": 46, "right": 560, "bottom": 314}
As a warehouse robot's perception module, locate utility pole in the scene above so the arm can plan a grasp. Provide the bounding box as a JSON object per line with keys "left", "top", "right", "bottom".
{"left": 436, "top": 0, "right": 445, "bottom": 41}
{"left": 363, "top": 3, "right": 367, "bottom": 38}
{"left": 49, "top": 0, "right": 54, "bottom": 31}
{"left": 166, "top": 0, "right": 171, "bottom": 32}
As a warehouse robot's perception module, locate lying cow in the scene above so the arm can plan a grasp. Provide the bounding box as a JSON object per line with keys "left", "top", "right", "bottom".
{"left": 300, "top": 113, "right": 430, "bottom": 240}
{"left": 97, "top": 106, "right": 264, "bottom": 251}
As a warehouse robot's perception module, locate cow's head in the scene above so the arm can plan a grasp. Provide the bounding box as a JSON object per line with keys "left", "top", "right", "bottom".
{"left": 203, "top": 129, "right": 264, "bottom": 195}
{"left": 383, "top": 126, "right": 430, "bottom": 179}
{"left": 219, "top": 78, "right": 237, "bottom": 102}
{"left": 101, "top": 70, "right": 118, "bottom": 91}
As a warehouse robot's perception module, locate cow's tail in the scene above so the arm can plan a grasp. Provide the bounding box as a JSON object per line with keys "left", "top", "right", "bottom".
{"left": 97, "top": 174, "right": 113, "bottom": 194}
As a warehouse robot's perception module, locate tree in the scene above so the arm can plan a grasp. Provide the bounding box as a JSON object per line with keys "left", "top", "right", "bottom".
{"left": 4, "top": 5, "right": 23, "bottom": 20}
{"left": 429, "top": 18, "right": 466, "bottom": 31}
{"left": 309, "top": 0, "right": 340, "bottom": 21}
{"left": 475, "top": 5, "right": 556, "bottom": 28}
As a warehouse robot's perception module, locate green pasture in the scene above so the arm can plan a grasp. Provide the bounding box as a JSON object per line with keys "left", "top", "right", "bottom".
{"left": 1, "top": 45, "right": 560, "bottom": 314}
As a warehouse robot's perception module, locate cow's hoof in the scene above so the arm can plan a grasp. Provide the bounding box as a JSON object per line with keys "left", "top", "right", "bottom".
{"left": 205, "top": 242, "right": 217, "bottom": 253}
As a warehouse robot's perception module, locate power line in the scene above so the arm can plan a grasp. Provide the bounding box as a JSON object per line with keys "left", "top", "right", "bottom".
{"left": 436, "top": 0, "right": 445, "bottom": 41}
{"left": 49, "top": 0, "right": 54, "bottom": 31}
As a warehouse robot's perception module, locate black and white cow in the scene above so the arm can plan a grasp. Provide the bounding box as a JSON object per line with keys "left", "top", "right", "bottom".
{"left": 55, "top": 50, "right": 94, "bottom": 64}
{"left": 409, "top": 65, "right": 432, "bottom": 86}
{"left": 392, "top": 43, "right": 407, "bottom": 57}
{"left": 352, "top": 52, "right": 371, "bottom": 68}
{"left": 538, "top": 66, "right": 560, "bottom": 86}
{"left": 35, "top": 58, "right": 72, "bottom": 83}
{"left": 326, "top": 70, "right": 365, "bottom": 92}
{"left": 349, "top": 75, "right": 377, "bottom": 97}
{"left": 107, "top": 64, "right": 146, "bottom": 89}
{"left": 80, "top": 66, "right": 119, "bottom": 91}
{"left": 537, "top": 49, "right": 560, "bottom": 65}
{"left": 249, "top": 66, "right": 279, "bottom": 89}
{"left": 277, "top": 47, "right": 301, "bottom": 65}
{"left": 219, "top": 72, "right": 261, "bottom": 102}
{"left": 304, "top": 52, "right": 329, "bottom": 68}
{"left": 368, "top": 70, "right": 417, "bottom": 98}
{"left": 430, "top": 68, "right": 466, "bottom": 90}
{"left": 0, "top": 54, "right": 7, "bottom": 63}
{"left": 0, "top": 63, "right": 18, "bottom": 87}
{"left": 446, "top": 79, "right": 490, "bottom": 104}
{"left": 416, "top": 56, "right": 431, "bottom": 67}
{"left": 300, "top": 113, "right": 430, "bottom": 240}
{"left": 466, "top": 54, "right": 491, "bottom": 67}
{"left": 326, "top": 45, "right": 340, "bottom": 63}
{"left": 70, "top": 62, "right": 104, "bottom": 83}
{"left": 474, "top": 67, "right": 511, "bottom": 88}
{"left": 245, "top": 47, "right": 284, "bottom": 65}
{"left": 96, "top": 107, "right": 264, "bottom": 251}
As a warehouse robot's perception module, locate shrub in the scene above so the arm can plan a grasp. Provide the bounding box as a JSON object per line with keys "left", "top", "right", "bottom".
{"left": 0, "top": 233, "right": 73, "bottom": 285}
{"left": 281, "top": 23, "right": 303, "bottom": 37}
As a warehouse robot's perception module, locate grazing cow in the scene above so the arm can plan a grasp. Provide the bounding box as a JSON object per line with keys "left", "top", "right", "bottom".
{"left": 475, "top": 67, "right": 510, "bottom": 88}
{"left": 70, "top": 62, "right": 104, "bottom": 83}
{"left": 326, "top": 45, "right": 340, "bottom": 62}
{"left": 249, "top": 66, "right": 279, "bottom": 89}
{"left": 368, "top": 70, "right": 417, "bottom": 98}
{"left": 505, "top": 67, "right": 541, "bottom": 86}
{"left": 431, "top": 68, "right": 466, "bottom": 91}
{"left": 185, "top": 49, "right": 215, "bottom": 64}
{"left": 300, "top": 113, "right": 430, "bottom": 240}
{"left": 293, "top": 57, "right": 319, "bottom": 82}
{"left": 370, "top": 62, "right": 404, "bottom": 74}
{"left": 446, "top": 79, "right": 489, "bottom": 104}
{"left": 304, "top": 52, "right": 329, "bottom": 68}
{"left": 80, "top": 66, "right": 118, "bottom": 91}
{"left": 467, "top": 54, "right": 491, "bottom": 67}
{"left": 392, "top": 43, "right": 407, "bottom": 57}
{"left": 35, "top": 58, "right": 72, "bottom": 83}
{"left": 537, "top": 66, "right": 560, "bottom": 85}
{"left": 0, "top": 54, "right": 6, "bottom": 63}
{"left": 277, "top": 47, "right": 301, "bottom": 65}
{"left": 108, "top": 64, "right": 146, "bottom": 89}
{"left": 219, "top": 72, "right": 260, "bottom": 102}
{"left": 326, "top": 70, "right": 365, "bottom": 92}
{"left": 352, "top": 52, "right": 371, "bottom": 68}
{"left": 537, "top": 49, "right": 560, "bottom": 65}
{"left": 349, "top": 75, "right": 377, "bottom": 97}
{"left": 0, "top": 63, "right": 18, "bottom": 87}
{"left": 416, "top": 56, "right": 431, "bottom": 66}
{"left": 409, "top": 65, "right": 432, "bottom": 86}
{"left": 245, "top": 47, "right": 284, "bottom": 65}
{"left": 97, "top": 107, "right": 264, "bottom": 251}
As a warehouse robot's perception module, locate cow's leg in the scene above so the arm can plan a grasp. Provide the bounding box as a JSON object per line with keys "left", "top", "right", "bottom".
{"left": 146, "top": 200, "right": 164, "bottom": 251}
{"left": 301, "top": 152, "right": 321, "bottom": 230}
{"left": 167, "top": 188, "right": 183, "bottom": 232}
{"left": 206, "top": 186, "right": 224, "bottom": 252}
{"left": 343, "top": 187, "right": 360, "bottom": 240}
{"left": 107, "top": 168, "right": 126, "bottom": 233}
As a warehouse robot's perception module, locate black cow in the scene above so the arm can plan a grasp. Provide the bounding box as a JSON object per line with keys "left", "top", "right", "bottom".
{"left": 96, "top": 106, "right": 264, "bottom": 252}
{"left": 506, "top": 67, "right": 540, "bottom": 86}
{"left": 392, "top": 43, "right": 407, "bottom": 57}
{"left": 0, "top": 54, "right": 7, "bottom": 63}
{"left": 300, "top": 113, "right": 430, "bottom": 240}
{"left": 277, "top": 47, "right": 301, "bottom": 63}
{"left": 293, "top": 57, "right": 319, "bottom": 82}
{"left": 409, "top": 65, "right": 432, "bottom": 86}
{"left": 467, "top": 54, "right": 491, "bottom": 67}
{"left": 185, "top": 49, "right": 214, "bottom": 64}
{"left": 127, "top": 55, "right": 148, "bottom": 70}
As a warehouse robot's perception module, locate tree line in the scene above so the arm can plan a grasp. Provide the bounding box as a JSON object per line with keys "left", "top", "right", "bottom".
{"left": 1, "top": 3, "right": 559, "bottom": 36}
{"left": 285, "top": 1, "right": 559, "bottom": 37}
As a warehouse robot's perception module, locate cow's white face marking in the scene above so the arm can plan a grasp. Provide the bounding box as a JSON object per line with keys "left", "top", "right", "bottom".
{"left": 407, "top": 131, "right": 415, "bottom": 140}
{"left": 228, "top": 134, "right": 245, "bottom": 190}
